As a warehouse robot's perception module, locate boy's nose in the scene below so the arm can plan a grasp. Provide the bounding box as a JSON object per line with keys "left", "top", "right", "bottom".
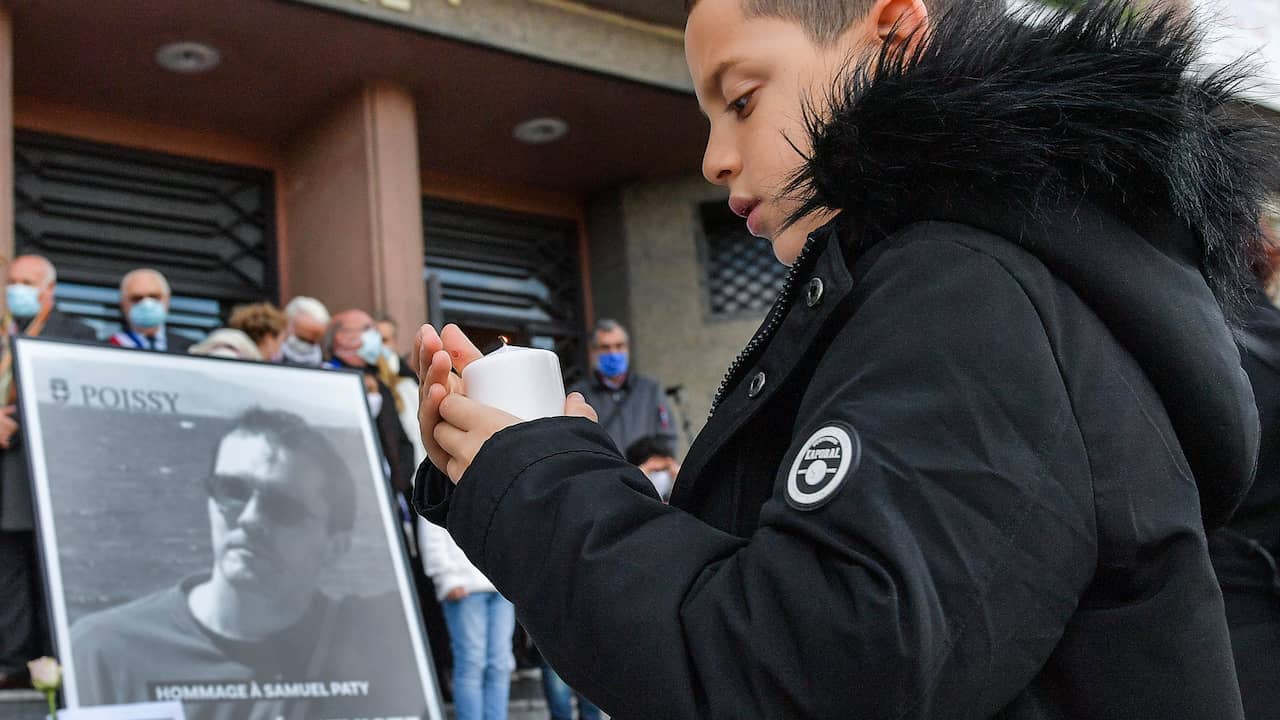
{"left": 702, "top": 132, "right": 741, "bottom": 186}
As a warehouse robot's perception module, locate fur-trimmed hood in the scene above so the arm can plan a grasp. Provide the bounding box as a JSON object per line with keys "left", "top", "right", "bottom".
{"left": 786, "top": 1, "right": 1280, "bottom": 528}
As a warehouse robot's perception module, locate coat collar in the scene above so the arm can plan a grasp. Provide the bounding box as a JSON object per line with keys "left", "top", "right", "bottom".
{"left": 783, "top": 1, "right": 1280, "bottom": 327}
{"left": 673, "top": 222, "right": 859, "bottom": 507}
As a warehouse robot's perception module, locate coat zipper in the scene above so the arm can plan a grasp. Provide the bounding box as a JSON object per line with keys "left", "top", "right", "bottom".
{"left": 708, "top": 230, "right": 826, "bottom": 418}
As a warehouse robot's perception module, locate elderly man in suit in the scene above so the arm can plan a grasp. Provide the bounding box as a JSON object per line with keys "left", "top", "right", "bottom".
{"left": 109, "top": 268, "right": 194, "bottom": 353}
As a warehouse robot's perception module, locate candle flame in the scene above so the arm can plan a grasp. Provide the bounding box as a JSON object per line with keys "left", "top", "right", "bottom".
{"left": 499, "top": 335, "right": 510, "bottom": 346}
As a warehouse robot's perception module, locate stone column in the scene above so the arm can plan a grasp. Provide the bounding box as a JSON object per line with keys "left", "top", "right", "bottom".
{"left": 282, "top": 81, "right": 426, "bottom": 350}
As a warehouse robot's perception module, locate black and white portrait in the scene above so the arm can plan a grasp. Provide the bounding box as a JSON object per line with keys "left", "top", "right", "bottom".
{"left": 15, "top": 338, "right": 443, "bottom": 720}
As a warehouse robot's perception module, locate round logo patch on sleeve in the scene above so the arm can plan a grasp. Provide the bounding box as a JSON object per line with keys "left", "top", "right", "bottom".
{"left": 786, "top": 423, "right": 861, "bottom": 511}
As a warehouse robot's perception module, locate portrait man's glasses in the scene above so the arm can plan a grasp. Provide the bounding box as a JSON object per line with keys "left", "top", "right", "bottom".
{"left": 203, "top": 474, "right": 318, "bottom": 527}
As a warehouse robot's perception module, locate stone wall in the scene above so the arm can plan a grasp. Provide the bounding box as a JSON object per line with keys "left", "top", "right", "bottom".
{"left": 588, "top": 173, "right": 768, "bottom": 448}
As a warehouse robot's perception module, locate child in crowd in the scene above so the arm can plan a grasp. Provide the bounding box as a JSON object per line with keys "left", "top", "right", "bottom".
{"left": 413, "top": 1, "right": 1280, "bottom": 717}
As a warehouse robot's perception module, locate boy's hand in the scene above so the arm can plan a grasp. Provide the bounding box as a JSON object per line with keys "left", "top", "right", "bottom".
{"left": 434, "top": 391, "right": 599, "bottom": 484}
{"left": 413, "top": 324, "right": 482, "bottom": 475}
{"left": 433, "top": 392, "right": 522, "bottom": 483}
{"left": 565, "top": 393, "right": 599, "bottom": 423}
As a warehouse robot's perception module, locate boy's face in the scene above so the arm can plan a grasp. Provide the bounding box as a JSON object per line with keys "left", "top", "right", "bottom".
{"left": 686, "top": 0, "right": 917, "bottom": 264}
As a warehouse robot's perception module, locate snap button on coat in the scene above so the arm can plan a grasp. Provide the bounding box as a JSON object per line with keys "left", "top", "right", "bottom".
{"left": 806, "top": 277, "right": 825, "bottom": 308}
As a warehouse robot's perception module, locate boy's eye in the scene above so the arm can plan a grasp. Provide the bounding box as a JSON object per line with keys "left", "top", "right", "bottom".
{"left": 729, "top": 90, "right": 756, "bottom": 116}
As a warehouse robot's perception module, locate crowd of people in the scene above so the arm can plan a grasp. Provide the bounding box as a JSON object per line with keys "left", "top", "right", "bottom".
{"left": 0, "top": 252, "right": 682, "bottom": 719}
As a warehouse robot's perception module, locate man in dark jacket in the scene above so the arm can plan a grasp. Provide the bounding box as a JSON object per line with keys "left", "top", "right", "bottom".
{"left": 569, "top": 319, "right": 677, "bottom": 455}
{"left": 0, "top": 254, "right": 96, "bottom": 687}
{"left": 324, "top": 309, "right": 415, "bottom": 492}
{"left": 108, "top": 268, "right": 195, "bottom": 354}
{"left": 411, "top": 2, "right": 1278, "bottom": 718}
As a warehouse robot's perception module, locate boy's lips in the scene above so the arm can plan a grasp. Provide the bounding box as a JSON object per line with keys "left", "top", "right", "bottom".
{"left": 729, "top": 197, "right": 766, "bottom": 238}
{"left": 746, "top": 205, "right": 767, "bottom": 238}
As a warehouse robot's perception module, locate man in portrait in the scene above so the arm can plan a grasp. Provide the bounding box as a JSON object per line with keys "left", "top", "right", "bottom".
{"left": 71, "top": 408, "right": 426, "bottom": 720}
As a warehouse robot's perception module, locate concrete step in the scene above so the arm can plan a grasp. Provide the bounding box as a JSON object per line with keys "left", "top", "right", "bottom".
{"left": 0, "top": 689, "right": 47, "bottom": 720}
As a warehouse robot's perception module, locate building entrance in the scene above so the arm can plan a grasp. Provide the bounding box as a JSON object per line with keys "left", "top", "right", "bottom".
{"left": 14, "top": 131, "right": 276, "bottom": 342}
{"left": 422, "top": 198, "right": 586, "bottom": 385}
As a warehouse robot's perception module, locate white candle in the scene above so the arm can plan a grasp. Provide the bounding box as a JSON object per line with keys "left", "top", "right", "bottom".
{"left": 462, "top": 344, "right": 566, "bottom": 421}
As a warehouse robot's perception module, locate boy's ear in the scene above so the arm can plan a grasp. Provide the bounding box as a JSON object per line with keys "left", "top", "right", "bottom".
{"left": 870, "top": 0, "right": 930, "bottom": 45}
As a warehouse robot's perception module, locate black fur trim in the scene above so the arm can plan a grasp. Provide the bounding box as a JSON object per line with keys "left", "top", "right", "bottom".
{"left": 783, "top": 0, "right": 1280, "bottom": 325}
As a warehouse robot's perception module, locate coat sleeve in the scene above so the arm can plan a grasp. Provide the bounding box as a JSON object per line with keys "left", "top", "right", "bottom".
{"left": 436, "top": 235, "right": 1098, "bottom": 719}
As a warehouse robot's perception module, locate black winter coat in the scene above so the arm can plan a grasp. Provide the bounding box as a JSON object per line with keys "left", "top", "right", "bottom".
{"left": 417, "top": 5, "right": 1279, "bottom": 719}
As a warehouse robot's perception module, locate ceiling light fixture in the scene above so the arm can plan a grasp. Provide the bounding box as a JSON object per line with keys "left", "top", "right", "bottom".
{"left": 514, "top": 117, "right": 570, "bottom": 145}
{"left": 155, "top": 41, "right": 222, "bottom": 74}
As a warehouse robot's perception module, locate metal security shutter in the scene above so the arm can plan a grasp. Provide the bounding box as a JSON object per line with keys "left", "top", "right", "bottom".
{"left": 14, "top": 131, "right": 276, "bottom": 341}
{"left": 422, "top": 198, "right": 586, "bottom": 386}
{"left": 700, "top": 201, "right": 785, "bottom": 318}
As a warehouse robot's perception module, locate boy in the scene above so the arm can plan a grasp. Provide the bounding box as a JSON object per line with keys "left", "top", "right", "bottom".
{"left": 413, "top": 1, "right": 1280, "bottom": 717}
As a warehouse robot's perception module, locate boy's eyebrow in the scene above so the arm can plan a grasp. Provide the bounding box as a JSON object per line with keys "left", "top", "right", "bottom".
{"left": 695, "top": 56, "right": 746, "bottom": 119}
{"left": 706, "top": 57, "right": 745, "bottom": 97}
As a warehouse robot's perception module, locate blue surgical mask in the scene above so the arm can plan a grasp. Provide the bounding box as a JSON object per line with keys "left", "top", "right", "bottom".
{"left": 597, "top": 351, "right": 629, "bottom": 378}
{"left": 129, "top": 298, "right": 167, "bottom": 330}
{"left": 356, "top": 328, "right": 384, "bottom": 365}
{"left": 6, "top": 284, "right": 42, "bottom": 319}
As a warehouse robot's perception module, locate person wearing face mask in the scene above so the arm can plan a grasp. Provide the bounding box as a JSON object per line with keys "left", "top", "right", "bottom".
{"left": 568, "top": 319, "right": 677, "bottom": 456}
{"left": 280, "top": 296, "right": 331, "bottom": 367}
{"left": 0, "top": 255, "right": 95, "bottom": 690}
{"left": 323, "top": 310, "right": 415, "bottom": 501}
{"left": 109, "top": 269, "right": 193, "bottom": 353}
{"left": 374, "top": 314, "right": 458, "bottom": 698}
{"left": 625, "top": 436, "right": 681, "bottom": 504}
{"left": 376, "top": 315, "right": 427, "bottom": 466}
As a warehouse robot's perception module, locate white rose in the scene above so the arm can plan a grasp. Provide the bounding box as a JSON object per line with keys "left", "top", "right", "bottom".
{"left": 27, "top": 656, "right": 61, "bottom": 691}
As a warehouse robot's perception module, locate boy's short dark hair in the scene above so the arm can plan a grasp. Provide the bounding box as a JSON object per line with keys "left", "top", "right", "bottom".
{"left": 684, "top": 0, "right": 993, "bottom": 44}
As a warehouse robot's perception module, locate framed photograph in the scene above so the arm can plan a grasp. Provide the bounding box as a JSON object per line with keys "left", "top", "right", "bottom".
{"left": 15, "top": 338, "right": 445, "bottom": 720}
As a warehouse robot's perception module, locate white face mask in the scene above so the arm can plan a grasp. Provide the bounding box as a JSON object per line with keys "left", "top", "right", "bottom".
{"left": 647, "top": 470, "right": 675, "bottom": 502}
{"left": 366, "top": 391, "right": 384, "bottom": 418}
{"left": 281, "top": 335, "right": 323, "bottom": 367}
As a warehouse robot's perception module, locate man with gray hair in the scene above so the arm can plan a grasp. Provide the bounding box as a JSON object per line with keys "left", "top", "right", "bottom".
{"left": 109, "top": 268, "right": 193, "bottom": 353}
{"left": 279, "top": 296, "right": 330, "bottom": 367}
{"left": 0, "top": 254, "right": 96, "bottom": 689}
{"left": 569, "top": 319, "right": 677, "bottom": 461}
{"left": 4, "top": 255, "right": 97, "bottom": 344}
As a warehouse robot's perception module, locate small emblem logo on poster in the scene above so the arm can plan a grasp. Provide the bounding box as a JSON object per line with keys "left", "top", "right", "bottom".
{"left": 51, "top": 378, "right": 71, "bottom": 404}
